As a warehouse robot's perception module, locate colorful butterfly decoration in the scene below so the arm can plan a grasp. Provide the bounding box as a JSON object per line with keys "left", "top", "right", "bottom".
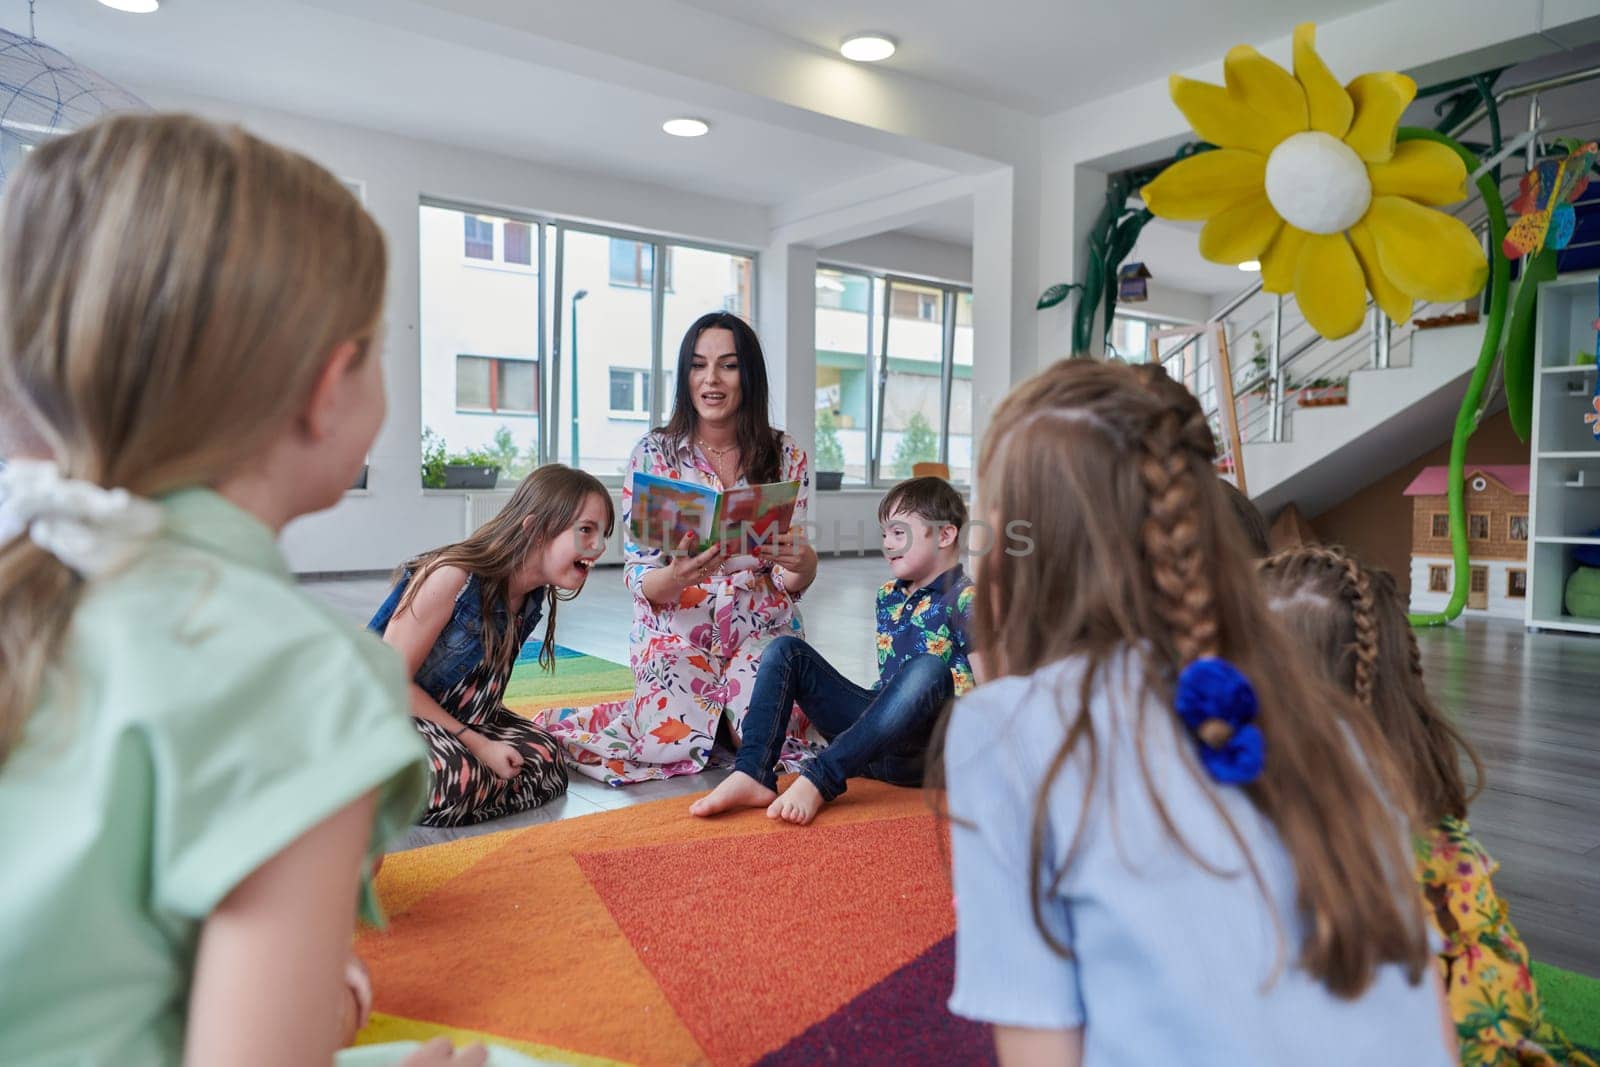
{"left": 1502, "top": 140, "right": 1600, "bottom": 259}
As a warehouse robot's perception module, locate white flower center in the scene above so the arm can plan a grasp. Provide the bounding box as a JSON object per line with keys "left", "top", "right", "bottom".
{"left": 1263, "top": 131, "right": 1372, "bottom": 235}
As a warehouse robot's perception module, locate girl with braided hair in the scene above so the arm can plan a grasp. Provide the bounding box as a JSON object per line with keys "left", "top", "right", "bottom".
{"left": 940, "top": 359, "right": 1455, "bottom": 1066}
{"left": 1262, "top": 548, "right": 1596, "bottom": 1067}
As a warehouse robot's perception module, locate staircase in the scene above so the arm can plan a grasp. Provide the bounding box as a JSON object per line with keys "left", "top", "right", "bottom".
{"left": 1155, "top": 273, "right": 1486, "bottom": 521}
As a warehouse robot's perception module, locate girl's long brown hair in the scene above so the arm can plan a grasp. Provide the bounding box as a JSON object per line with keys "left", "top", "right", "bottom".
{"left": 394, "top": 464, "right": 613, "bottom": 674}
{"left": 969, "top": 359, "right": 1428, "bottom": 997}
{"left": 1260, "top": 546, "right": 1483, "bottom": 825}
{"left": 0, "top": 114, "right": 387, "bottom": 769}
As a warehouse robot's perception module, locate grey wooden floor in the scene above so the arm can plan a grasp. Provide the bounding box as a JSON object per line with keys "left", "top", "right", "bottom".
{"left": 306, "top": 558, "right": 1600, "bottom": 978}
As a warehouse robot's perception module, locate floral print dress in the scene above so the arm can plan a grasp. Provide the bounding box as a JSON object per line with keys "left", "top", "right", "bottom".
{"left": 545, "top": 430, "right": 824, "bottom": 784}
{"left": 1417, "top": 815, "right": 1596, "bottom": 1067}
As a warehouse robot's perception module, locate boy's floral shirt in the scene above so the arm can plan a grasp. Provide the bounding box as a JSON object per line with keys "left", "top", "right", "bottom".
{"left": 875, "top": 563, "right": 975, "bottom": 696}
{"left": 1416, "top": 815, "right": 1596, "bottom": 1067}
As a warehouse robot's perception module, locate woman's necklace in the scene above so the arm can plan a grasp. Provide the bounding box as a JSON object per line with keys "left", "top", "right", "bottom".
{"left": 697, "top": 435, "right": 737, "bottom": 459}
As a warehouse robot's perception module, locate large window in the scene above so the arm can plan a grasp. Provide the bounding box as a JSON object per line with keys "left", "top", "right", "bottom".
{"left": 814, "top": 267, "right": 972, "bottom": 487}
{"left": 421, "top": 200, "right": 756, "bottom": 485}
{"left": 421, "top": 204, "right": 545, "bottom": 486}
{"left": 1108, "top": 312, "right": 1187, "bottom": 363}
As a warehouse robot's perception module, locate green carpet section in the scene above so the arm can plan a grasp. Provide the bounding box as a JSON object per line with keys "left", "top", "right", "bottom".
{"left": 1534, "top": 961, "right": 1600, "bottom": 1053}
{"left": 503, "top": 640, "right": 634, "bottom": 715}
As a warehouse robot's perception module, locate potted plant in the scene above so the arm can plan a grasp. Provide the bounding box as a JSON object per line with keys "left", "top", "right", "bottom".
{"left": 1296, "top": 376, "right": 1350, "bottom": 407}
{"left": 814, "top": 408, "right": 846, "bottom": 491}
{"left": 420, "top": 428, "right": 502, "bottom": 489}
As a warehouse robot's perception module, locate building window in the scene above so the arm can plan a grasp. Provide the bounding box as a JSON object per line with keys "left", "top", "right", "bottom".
{"left": 1470, "top": 567, "right": 1488, "bottom": 594}
{"left": 1508, "top": 568, "right": 1527, "bottom": 598}
{"left": 503, "top": 221, "right": 533, "bottom": 266}
{"left": 609, "top": 239, "right": 671, "bottom": 289}
{"left": 463, "top": 216, "right": 495, "bottom": 260}
{"left": 1509, "top": 514, "right": 1529, "bottom": 541}
{"left": 1468, "top": 513, "right": 1490, "bottom": 539}
{"left": 1428, "top": 565, "right": 1450, "bottom": 593}
{"left": 456, "top": 355, "right": 538, "bottom": 414}
{"left": 609, "top": 367, "right": 649, "bottom": 418}
{"left": 1430, "top": 513, "right": 1450, "bottom": 538}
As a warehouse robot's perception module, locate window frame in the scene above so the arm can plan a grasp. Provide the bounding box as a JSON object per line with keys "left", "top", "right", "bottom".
{"left": 818, "top": 262, "right": 972, "bottom": 489}
{"left": 1428, "top": 565, "right": 1450, "bottom": 593}
{"left": 1507, "top": 567, "right": 1527, "bottom": 598}
{"left": 423, "top": 197, "right": 757, "bottom": 486}
{"left": 1508, "top": 513, "right": 1529, "bottom": 542}
{"left": 607, "top": 366, "right": 652, "bottom": 421}
{"left": 1430, "top": 512, "right": 1450, "bottom": 538}
{"left": 1468, "top": 512, "right": 1490, "bottom": 540}
{"left": 454, "top": 354, "right": 539, "bottom": 417}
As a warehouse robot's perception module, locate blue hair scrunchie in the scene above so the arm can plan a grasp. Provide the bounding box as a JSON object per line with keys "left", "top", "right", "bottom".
{"left": 1174, "top": 657, "right": 1265, "bottom": 786}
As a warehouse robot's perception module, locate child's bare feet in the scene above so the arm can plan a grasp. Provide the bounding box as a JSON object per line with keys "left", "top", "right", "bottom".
{"left": 689, "top": 771, "right": 777, "bottom": 817}
{"left": 767, "top": 776, "right": 825, "bottom": 825}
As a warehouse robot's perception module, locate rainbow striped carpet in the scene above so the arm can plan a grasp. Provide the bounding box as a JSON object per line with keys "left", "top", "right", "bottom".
{"left": 352, "top": 644, "right": 1600, "bottom": 1065}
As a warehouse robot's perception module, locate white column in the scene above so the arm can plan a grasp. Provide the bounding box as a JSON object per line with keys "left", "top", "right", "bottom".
{"left": 757, "top": 240, "right": 818, "bottom": 460}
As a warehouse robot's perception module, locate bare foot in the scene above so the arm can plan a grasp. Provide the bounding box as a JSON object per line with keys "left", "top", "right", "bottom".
{"left": 767, "top": 776, "right": 825, "bottom": 826}
{"left": 689, "top": 771, "right": 777, "bottom": 818}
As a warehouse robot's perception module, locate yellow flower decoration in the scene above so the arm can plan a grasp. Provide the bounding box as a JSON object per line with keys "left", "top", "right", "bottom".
{"left": 1141, "top": 23, "right": 1488, "bottom": 340}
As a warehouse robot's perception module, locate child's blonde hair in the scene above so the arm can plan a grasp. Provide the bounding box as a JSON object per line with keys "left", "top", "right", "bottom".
{"left": 395, "top": 464, "right": 614, "bottom": 674}
{"left": 1259, "top": 546, "right": 1482, "bottom": 825}
{"left": 973, "top": 359, "right": 1428, "bottom": 997}
{"left": 0, "top": 113, "right": 388, "bottom": 766}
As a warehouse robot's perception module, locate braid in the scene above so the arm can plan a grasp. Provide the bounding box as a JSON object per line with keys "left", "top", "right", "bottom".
{"left": 1139, "top": 410, "right": 1218, "bottom": 664}
{"left": 1264, "top": 545, "right": 1378, "bottom": 705}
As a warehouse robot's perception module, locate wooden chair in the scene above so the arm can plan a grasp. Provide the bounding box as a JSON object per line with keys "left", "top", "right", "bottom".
{"left": 911, "top": 462, "right": 951, "bottom": 480}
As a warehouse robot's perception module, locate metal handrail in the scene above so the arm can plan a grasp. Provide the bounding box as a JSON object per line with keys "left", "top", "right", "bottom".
{"left": 1447, "top": 64, "right": 1600, "bottom": 137}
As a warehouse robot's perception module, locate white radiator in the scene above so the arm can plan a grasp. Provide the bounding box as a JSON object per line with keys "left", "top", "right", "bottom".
{"left": 465, "top": 491, "right": 514, "bottom": 534}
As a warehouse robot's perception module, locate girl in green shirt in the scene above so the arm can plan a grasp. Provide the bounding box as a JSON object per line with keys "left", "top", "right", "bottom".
{"left": 0, "top": 115, "right": 512, "bottom": 1066}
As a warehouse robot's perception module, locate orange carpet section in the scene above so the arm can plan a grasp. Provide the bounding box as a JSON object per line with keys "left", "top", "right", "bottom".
{"left": 576, "top": 815, "right": 952, "bottom": 1066}
{"left": 356, "top": 778, "right": 952, "bottom": 1067}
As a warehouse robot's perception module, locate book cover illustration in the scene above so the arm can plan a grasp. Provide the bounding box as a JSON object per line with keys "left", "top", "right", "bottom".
{"left": 629, "top": 472, "right": 801, "bottom": 562}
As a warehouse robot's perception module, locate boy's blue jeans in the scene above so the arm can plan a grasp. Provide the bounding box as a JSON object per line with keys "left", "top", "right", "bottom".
{"left": 734, "top": 635, "right": 954, "bottom": 801}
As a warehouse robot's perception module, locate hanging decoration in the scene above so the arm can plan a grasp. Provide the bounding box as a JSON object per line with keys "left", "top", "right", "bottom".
{"left": 1500, "top": 140, "right": 1600, "bottom": 440}
{"left": 1117, "top": 261, "right": 1152, "bottom": 302}
{"left": 1139, "top": 22, "right": 1488, "bottom": 341}
{"left": 1, "top": 3, "right": 148, "bottom": 194}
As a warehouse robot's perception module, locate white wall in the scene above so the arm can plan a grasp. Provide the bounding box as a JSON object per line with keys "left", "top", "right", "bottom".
{"left": 139, "top": 87, "right": 768, "bottom": 573}
{"left": 1122, "top": 282, "right": 1213, "bottom": 325}
{"left": 818, "top": 232, "right": 973, "bottom": 286}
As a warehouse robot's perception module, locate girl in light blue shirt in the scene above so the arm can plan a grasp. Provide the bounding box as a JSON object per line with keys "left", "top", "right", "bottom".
{"left": 944, "top": 360, "right": 1455, "bottom": 1066}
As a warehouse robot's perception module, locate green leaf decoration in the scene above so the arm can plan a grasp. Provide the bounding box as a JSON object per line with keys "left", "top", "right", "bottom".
{"left": 1037, "top": 282, "right": 1080, "bottom": 310}
{"left": 1503, "top": 247, "right": 1558, "bottom": 442}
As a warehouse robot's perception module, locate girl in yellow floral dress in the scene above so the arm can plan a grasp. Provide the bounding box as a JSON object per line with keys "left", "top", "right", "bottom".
{"left": 1262, "top": 547, "right": 1595, "bottom": 1067}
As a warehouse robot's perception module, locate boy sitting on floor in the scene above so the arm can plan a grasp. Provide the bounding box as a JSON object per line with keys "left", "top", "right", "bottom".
{"left": 691, "top": 476, "right": 976, "bottom": 825}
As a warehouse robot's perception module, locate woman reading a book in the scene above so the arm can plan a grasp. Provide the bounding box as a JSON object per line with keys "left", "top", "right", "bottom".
{"left": 545, "top": 312, "right": 822, "bottom": 784}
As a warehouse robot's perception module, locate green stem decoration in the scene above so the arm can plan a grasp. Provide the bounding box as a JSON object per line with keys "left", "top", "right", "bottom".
{"left": 1398, "top": 126, "right": 1512, "bottom": 627}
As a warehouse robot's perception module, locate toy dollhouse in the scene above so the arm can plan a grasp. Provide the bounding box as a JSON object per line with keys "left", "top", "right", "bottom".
{"left": 1405, "top": 465, "right": 1531, "bottom": 618}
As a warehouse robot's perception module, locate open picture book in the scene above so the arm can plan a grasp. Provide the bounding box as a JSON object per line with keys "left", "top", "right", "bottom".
{"left": 629, "top": 472, "right": 801, "bottom": 566}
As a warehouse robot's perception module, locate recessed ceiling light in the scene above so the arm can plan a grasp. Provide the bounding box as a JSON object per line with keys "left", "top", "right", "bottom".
{"left": 1238, "top": 260, "right": 1262, "bottom": 273}
{"left": 662, "top": 117, "right": 710, "bottom": 138}
{"left": 840, "top": 33, "right": 896, "bottom": 62}
{"left": 98, "top": 0, "right": 160, "bottom": 12}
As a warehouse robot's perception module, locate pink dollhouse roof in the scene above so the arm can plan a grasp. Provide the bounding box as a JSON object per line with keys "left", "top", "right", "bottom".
{"left": 1402, "top": 464, "right": 1530, "bottom": 496}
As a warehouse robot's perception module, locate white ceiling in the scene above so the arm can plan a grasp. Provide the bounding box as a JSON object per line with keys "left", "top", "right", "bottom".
{"left": 1130, "top": 218, "right": 1251, "bottom": 298}
{"left": 8, "top": 0, "right": 940, "bottom": 207}
{"left": 673, "top": 0, "right": 1388, "bottom": 114}
{"left": 897, "top": 198, "right": 973, "bottom": 245}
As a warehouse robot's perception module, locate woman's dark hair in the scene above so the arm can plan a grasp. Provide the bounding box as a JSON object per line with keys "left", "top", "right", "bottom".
{"left": 660, "top": 312, "right": 782, "bottom": 485}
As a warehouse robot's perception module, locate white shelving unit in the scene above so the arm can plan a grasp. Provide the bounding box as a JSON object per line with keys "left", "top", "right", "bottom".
{"left": 1526, "top": 270, "right": 1600, "bottom": 635}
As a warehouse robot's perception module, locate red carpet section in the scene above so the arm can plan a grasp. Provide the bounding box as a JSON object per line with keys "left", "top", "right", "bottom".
{"left": 354, "top": 779, "right": 990, "bottom": 1066}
